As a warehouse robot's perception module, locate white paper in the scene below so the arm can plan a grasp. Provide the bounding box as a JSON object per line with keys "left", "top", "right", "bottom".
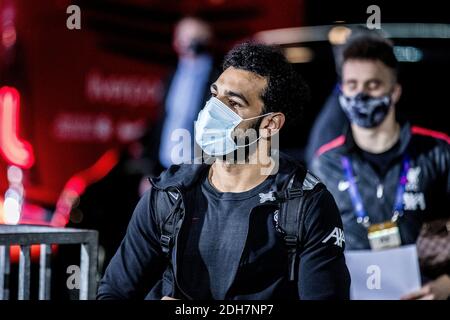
{"left": 345, "top": 244, "right": 422, "bottom": 300}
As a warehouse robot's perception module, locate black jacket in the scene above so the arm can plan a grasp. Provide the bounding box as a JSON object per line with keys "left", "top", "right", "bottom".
{"left": 311, "top": 122, "right": 450, "bottom": 250}
{"left": 97, "top": 153, "right": 350, "bottom": 300}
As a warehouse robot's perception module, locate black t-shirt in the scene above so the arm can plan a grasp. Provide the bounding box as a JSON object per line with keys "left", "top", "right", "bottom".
{"left": 359, "top": 140, "right": 401, "bottom": 177}
{"left": 180, "top": 172, "right": 275, "bottom": 299}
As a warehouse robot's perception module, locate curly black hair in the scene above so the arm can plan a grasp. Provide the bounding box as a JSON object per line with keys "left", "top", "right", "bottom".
{"left": 222, "top": 42, "right": 310, "bottom": 124}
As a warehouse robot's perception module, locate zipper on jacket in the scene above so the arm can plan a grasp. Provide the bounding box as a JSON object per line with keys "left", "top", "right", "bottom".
{"left": 376, "top": 183, "right": 384, "bottom": 198}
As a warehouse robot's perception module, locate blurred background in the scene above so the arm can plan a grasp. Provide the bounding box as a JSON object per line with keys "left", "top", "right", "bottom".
{"left": 0, "top": 0, "right": 449, "bottom": 299}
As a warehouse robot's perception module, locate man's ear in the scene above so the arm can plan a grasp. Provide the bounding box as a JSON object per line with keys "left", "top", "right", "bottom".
{"left": 392, "top": 83, "right": 402, "bottom": 105}
{"left": 260, "top": 112, "right": 285, "bottom": 138}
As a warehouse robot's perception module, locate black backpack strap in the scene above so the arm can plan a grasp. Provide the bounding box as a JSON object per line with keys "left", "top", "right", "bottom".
{"left": 278, "top": 170, "right": 322, "bottom": 281}
{"left": 152, "top": 189, "right": 184, "bottom": 257}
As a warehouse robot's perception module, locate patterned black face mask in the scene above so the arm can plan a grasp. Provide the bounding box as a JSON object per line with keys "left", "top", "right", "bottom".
{"left": 339, "top": 92, "right": 392, "bottom": 128}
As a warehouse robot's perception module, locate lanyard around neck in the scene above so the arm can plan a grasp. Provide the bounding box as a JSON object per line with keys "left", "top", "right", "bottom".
{"left": 340, "top": 153, "right": 410, "bottom": 227}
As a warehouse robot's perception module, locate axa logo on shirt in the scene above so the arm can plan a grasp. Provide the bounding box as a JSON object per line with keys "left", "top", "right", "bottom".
{"left": 322, "top": 227, "right": 345, "bottom": 248}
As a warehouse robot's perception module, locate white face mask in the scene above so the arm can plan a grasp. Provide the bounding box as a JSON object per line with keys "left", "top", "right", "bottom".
{"left": 194, "top": 97, "right": 273, "bottom": 156}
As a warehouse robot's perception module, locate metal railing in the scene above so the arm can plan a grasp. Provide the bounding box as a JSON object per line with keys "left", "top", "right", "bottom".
{"left": 0, "top": 225, "right": 98, "bottom": 300}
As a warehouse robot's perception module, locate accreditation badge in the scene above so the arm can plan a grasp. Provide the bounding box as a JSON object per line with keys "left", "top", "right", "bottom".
{"left": 368, "top": 221, "right": 402, "bottom": 250}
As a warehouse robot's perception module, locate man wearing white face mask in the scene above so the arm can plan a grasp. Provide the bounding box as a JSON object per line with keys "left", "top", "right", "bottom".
{"left": 194, "top": 96, "right": 273, "bottom": 160}
{"left": 97, "top": 42, "right": 350, "bottom": 300}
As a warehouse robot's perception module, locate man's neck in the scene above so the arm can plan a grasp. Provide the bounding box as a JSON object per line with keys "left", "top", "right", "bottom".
{"left": 208, "top": 149, "right": 273, "bottom": 193}
{"left": 351, "top": 111, "right": 400, "bottom": 154}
